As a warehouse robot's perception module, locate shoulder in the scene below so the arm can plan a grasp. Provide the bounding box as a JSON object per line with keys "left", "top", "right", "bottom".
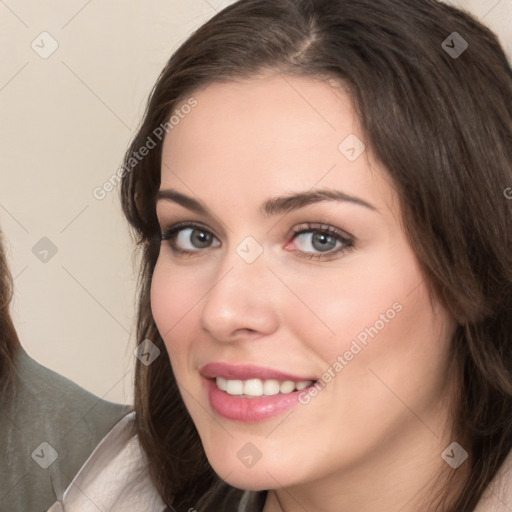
{"left": 48, "top": 411, "right": 167, "bottom": 511}
{"left": 0, "top": 349, "right": 129, "bottom": 511}
{"left": 6, "top": 349, "right": 129, "bottom": 440}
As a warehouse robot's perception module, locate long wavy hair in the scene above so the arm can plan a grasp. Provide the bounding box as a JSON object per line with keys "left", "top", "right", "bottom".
{"left": 120, "top": 0, "right": 512, "bottom": 510}
{"left": 0, "top": 230, "right": 21, "bottom": 398}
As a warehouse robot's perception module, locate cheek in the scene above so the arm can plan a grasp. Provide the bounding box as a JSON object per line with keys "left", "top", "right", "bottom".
{"left": 280, "top": 246, "right": 419, "bottom": 365}
{"left": 285, "top": 241, "right": 452, "bottom": 404}
{"left": 150, "top": 259, "right": 202, "bottom": 363}
{"left": 318, "top": 254, "right": 452, "bottom": 418}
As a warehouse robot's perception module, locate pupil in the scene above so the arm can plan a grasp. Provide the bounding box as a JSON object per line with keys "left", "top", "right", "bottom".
{"left": 192, "top": 230, "right": 211, "bottom": 248}
{"left": 312, "top": 232, "right": 336, "bottom": 252}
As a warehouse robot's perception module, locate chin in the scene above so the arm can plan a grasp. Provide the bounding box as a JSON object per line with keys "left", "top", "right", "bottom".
{"left": 217, "top": 469, "right": 278, "bottom": 492}
{"left": 204, "top": 448, "right": 290, "bottom": 491}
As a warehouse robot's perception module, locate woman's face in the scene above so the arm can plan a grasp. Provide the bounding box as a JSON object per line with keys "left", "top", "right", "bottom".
{"left": 152, "top": 73, "right": 457, "bottom": 492}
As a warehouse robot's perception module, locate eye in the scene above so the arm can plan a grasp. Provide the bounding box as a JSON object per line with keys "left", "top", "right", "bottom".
{"left": 287, "top": 223, "right": 354, "bottom": 260}
{"left": 161, "top": 222, "right": 220, "bottom": 255}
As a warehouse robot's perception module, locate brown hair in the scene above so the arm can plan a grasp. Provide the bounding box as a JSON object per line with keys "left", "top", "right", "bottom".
{"left": 0, "top": 230, "right": 21, "bottom": 397}
{"left": 120, "top": 0, "right": 512, "bottom": 510}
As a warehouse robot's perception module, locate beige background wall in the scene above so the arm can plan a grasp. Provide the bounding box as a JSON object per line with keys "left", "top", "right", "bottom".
{"left": 1, "top": 0, "right": 510, "bottom": 405}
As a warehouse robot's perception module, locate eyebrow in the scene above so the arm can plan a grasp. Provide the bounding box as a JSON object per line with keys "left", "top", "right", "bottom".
{"left": 155, "top": 188, "right": 378, "bottom": 217}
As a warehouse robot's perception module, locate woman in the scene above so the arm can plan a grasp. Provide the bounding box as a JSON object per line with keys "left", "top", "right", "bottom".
{"left": 58, "top": 0, "right": 512, "bottom": 510}
{"left": 120, "top": 0, "right": 512, "bottom": 510}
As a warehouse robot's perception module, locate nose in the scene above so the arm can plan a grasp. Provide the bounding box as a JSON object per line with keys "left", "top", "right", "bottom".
{"left": 199, "top": 244, "right": 279, "bottom": 343}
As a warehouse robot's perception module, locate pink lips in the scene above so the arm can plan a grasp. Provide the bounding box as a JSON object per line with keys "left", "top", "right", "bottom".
{"left": 200, "top": 362, "right": 317, "bottom": 382}
{"left": 200, "top": 362, "right": 318, "bottom": 423}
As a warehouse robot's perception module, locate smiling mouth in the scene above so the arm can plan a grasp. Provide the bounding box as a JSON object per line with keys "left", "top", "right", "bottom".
{"left": 215, "top": 377, "right": 316, "bottom": 397}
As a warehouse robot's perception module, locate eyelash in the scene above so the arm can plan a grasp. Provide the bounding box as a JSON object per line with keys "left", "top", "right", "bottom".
{"left": 160, "top": 221, "right": 355, "bottom": 261}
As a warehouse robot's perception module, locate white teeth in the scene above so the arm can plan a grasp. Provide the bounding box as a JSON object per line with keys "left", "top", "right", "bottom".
{"left": 225, "top": 379, "right": 243, "bottom": 395}
{"left": 216, "top": 377, "right": 314, "bottom": 397}
{"left": 262, "top": 379, "right": 280, "bottom": 396}
{"left": 280, "top": 380, "right": 295, "bottom": 394}
{"left": 216, "top": 377, "right": 228, "bottom": 391}
{"left": 244, "top": 379, "right": 263, "bottom": 396}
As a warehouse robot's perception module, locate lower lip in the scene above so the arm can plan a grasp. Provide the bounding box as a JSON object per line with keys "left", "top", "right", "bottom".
{"left": 205, "top": 378, "right": 314, "bottom": 423}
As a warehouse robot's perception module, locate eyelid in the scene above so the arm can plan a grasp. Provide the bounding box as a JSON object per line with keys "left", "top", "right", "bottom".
{"left": 156, "top": 206, "right": 228, "bottom": 240}
{"left": 289, "top": 222, "right": 353, "bottom": 240}
{"left": 160, "top": 221, "right": 219, "bottom": 241}
{"left": 286, "top": 222, "right": 355, "bottom": 261}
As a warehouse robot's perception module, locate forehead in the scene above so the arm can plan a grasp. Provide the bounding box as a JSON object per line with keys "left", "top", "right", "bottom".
{"left": 163, "top": 74, "right": 357, "bottom": 165}
{"left": 160, "top": 74, "right": 395, "bottom": 214}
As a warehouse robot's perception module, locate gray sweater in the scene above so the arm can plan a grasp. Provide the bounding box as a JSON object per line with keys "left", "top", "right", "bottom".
{"left": 0, "top": 348, "right": 129, "bottom": 512}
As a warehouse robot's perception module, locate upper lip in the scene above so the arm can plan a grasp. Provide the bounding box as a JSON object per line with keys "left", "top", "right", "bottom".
{"left": 200, "top": 362, "right": 317, "bottom": 382}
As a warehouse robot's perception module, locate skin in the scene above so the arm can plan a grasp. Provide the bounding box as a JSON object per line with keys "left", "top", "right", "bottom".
{"left": 151, "top": 71, "right": 463, "bottom": 512}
